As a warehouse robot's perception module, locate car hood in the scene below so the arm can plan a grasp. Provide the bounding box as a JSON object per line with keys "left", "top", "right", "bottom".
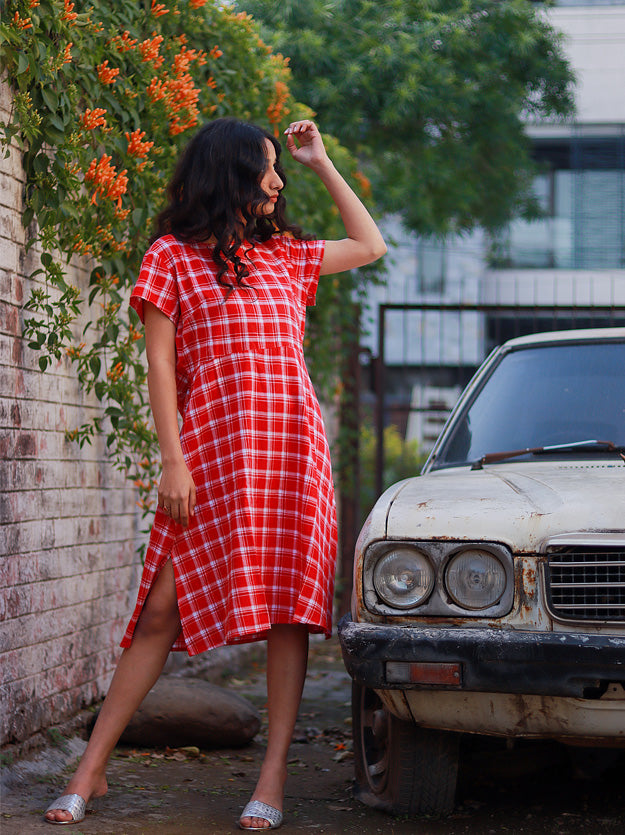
{"left": 384, "top": 461, "right": 625, "bottom": 551}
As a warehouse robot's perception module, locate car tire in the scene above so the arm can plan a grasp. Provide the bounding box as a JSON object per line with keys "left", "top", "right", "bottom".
{"left": 351, "top": 682, "right": 459, "bottom": 817}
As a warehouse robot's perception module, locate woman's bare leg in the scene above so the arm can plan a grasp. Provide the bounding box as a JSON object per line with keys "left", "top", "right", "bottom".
{"left": 240, "top": 623, "right": 309, "bottom": 830}
{"left": 45, "top": 560, "right": 181, "bottom": 823}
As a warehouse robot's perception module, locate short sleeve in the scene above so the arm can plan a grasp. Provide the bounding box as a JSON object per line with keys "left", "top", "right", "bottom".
{"left": 130, "top": 237, "right": 180, "bottom": 325}
{"left": 279, "top": 236, "right": 325, "bottom": 307}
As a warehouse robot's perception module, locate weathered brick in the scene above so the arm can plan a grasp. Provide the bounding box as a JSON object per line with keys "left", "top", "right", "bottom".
{"left": 1, "top": 78, "right": 145, "bottom": 748}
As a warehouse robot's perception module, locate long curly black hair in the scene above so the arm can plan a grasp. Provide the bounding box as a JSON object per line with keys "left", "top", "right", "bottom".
{"left": 153, "top": 118, "right": 308, "bottom": 292}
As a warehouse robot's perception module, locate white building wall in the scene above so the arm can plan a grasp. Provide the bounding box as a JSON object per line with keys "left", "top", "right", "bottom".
{"left": 362, "top": 216, "right": 485, "bottom": 366}
{"left": 547, "top": 5, "right": 625, "bottom": 124}
{"left": 484, "top": 2, "right": 625, "bottom": 308}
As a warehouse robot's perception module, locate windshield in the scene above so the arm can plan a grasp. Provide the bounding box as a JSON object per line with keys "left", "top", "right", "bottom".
{"left": 432, "top": 341, "right": 625, "bottom": 468}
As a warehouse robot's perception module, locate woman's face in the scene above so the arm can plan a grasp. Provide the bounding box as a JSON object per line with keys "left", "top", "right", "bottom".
{"left": 257, "top": 139, "right": 284, "bottom": 215}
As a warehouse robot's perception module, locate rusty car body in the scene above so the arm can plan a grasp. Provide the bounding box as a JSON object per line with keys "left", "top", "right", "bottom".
{"left": 339, "top": 328, "right": 625, "bottom": 816}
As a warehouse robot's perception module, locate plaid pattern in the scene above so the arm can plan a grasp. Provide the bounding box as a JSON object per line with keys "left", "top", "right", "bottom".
{"left": 121, "top": 234, "right": 337, "bottom": 655}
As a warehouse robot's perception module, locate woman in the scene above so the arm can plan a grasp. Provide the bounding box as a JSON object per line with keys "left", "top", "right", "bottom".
{"left": 45, "top": 118, "right": 385, "bottom": 830}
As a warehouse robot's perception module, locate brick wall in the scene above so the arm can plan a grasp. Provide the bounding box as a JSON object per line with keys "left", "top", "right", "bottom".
{"left": 0, "top": 80, "right": 142, "bottom": 750}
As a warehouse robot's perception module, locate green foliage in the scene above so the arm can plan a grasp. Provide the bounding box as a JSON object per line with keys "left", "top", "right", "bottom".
{"left": 46, "top": 727, "right": 69, "bottom": 752}
{"left": 239, "top": 0, "right": 575, "bottom": 235}
{"left": 359, "top": 424, "right": 427, "bottom": 523}
{"left": 0, "top": 0, "right": 375, "bottom": 538}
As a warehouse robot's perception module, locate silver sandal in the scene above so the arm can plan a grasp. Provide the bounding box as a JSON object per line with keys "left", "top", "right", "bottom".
{"left": 44, "top": 794, "right": 87, "bottom": 825}
{"left": 238, "top": 799, "right": 283, "bottom": 830}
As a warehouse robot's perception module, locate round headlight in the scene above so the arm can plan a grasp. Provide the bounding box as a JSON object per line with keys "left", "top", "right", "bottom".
{"left": 445, "top": 549, "right": 506, "bottom": 610}
{"left": 373, "top": 548, "right": 434, "bottom": 609}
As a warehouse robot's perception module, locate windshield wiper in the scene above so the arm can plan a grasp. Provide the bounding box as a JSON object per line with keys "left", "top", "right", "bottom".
{"left": 471, "top": 439, "right": 625, "bottom": 470}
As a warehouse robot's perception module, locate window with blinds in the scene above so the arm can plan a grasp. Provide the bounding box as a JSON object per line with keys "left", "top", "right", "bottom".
{"left": 495, "top": 133, "right": 625, "bottom": 270}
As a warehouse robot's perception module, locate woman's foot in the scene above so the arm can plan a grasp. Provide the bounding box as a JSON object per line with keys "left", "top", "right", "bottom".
{"left": 44, "top": 773, "right": 108, "bottom": 824}
{"left": 239, "top": 764, "right": 286, "bottom": 830}
{"left": 239, "top": 764, "right": 286, "bottom": 829}
{"left": 238, "top": 800, "right": 283, "bottom": 831}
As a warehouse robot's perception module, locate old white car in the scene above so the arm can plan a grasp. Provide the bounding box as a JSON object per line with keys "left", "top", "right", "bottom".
{"left": 339, "top": 328, "right": 625, "bottom": 816}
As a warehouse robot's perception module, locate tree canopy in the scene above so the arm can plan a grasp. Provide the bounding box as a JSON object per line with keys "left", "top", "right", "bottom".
{"left": 239, "top": 0, "right": 575, "bottom": 234}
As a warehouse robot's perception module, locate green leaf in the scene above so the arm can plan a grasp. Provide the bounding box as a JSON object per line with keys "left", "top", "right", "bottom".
{"left": 33, "top": 154, "right": 50, "bottom": 174}
{"left": 41, "top": 87, "right": 59, "bottom": 112}
{"left": 43, "top": 125, "right": 66, "bottom": 144}
{"left": 49, "top": 113, "right": 66, "bottom": 132}
{"left": 17, "top": 52, "right": 30, "bottom": 75}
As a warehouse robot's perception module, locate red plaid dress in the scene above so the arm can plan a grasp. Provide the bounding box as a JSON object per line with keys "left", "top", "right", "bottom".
{"left": 121, "top": 234, "right": 337, "bottom": 655}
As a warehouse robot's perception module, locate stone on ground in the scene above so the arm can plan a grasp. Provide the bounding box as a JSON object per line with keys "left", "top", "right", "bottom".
{"left": 118, "top": 677, "right": 261, "bottom": 748}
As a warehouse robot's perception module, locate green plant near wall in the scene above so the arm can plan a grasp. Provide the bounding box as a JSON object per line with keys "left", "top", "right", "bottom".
{"left": 359, "top": 424, "right": 428, "bottom": 525}
{"left": 0, "top": 0, "right": 376, "bottom": 544}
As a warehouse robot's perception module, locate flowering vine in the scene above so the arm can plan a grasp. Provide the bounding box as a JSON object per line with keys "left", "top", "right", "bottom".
{"left": 0, "top": 0, "right": 377, "bottom": 550}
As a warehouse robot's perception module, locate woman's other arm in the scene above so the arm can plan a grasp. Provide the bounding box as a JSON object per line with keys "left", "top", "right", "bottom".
{"left": 284, "top": 120, "right": 387, "bottom": 276}
{"left": 144, "top": 301, "right": 196, "bottom": 527}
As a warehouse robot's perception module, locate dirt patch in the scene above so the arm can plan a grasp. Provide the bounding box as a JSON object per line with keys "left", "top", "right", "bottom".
{"left": 2, "top": 637, "right": 624, "bottom": 834}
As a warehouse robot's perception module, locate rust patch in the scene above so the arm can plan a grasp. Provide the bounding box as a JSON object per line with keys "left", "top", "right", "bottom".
{"left": 16, "top": 432, "right": 36, "bottom": 457}
{"left": 10, "top": 403, "right": 21, "bottom": 427}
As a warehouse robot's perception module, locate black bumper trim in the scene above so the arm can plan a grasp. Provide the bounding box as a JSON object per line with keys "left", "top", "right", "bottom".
{"left": 338, "top": 614, "right": 625, "bottom": 698}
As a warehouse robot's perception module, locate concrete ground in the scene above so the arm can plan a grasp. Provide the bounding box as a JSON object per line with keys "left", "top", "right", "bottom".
{"left": 2, "top": 636, "right": 624, "bottom": 834}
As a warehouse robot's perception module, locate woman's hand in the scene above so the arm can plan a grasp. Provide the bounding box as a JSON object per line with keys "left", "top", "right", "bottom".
{"left": 284, "top": 120, "right": 331, "bottom": 172}
{"left": 158, "top": 459, "right": 197, "bottom": 527}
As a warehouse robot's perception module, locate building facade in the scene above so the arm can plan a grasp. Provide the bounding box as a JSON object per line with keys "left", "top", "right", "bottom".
{"left": 363, "top": 1, "right": 625, "bottom": 454}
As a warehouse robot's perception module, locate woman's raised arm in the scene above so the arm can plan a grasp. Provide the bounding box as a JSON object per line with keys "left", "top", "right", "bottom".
{"left": 284, "top": 120, "right": 386, "bottom": 276}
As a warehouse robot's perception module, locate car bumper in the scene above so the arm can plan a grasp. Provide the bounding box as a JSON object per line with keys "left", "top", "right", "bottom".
{"left": 338, "top": 614, "right": 625, "bottom": 698}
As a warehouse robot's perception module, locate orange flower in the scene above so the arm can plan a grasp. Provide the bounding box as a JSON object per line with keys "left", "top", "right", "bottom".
{"left": 353, "top": 170, "right": 372, "bottom": 199}
{"left": 209, "top": 45, "right": 223, "bottom": 59}
{"left": 29, "top": 0, "right": 40, "bottom": 7}
{"left": 66, "top": 342, "right": 86, "bottom": 358}
{"left": 147, "top": 77, "right": 167, "bottom": 102}
{"left": 62, "top": 0, "right": 77, "bottom": 23}
{"left": 190, "top": 0, "right": 208, "bottom": 7}
{"left": 148, "top": 48, "right": 204, "bottom": 136}
{"left": 206, "top": 76, "right": 217, "bottom": 90}
{"left": 85, "top": 154, "right": 128, "bottom": 209}
{"left": 61, "top": 43, "right": 73, "bottom": 65}
{"left": 128, "top": 325, "right": 143, "bottom": 343}
{"left": 125, "top": 129, "right": 154, "bottom": 158}
{"left": 107, "top": 362, "right": 124, "bottom": 382}
{"left": 267, "top": 80, "right": 290, "bottom": 132}
{"left": 139, "top": 33, "right": 164, "bottom": 68}
{"left": 97, "top": 60, "right": 119, "bottom": 85}
{"left": 151, "top": 0, "right": 169, "bottom": 16}
{"left": 113, "top": 31, "right": 138, "bottom": 52}
{"left": 12, "top": 12, "right": 32, "bottom": 29}
{"left": 81, "top": 108, "right": 107, "bottom": 130}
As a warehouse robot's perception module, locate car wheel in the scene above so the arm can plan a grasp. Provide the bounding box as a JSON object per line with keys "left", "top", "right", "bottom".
{"left": 351, "top": 682, "right": 459, "bottom": 817}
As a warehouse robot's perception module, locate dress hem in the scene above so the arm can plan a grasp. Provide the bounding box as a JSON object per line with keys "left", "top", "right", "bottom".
{"left": 120, "top": 620, "right": 331, "bottom": 657}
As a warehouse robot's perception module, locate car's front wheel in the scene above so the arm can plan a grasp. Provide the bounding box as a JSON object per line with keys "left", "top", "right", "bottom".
{"left": 351, "top": 682, "right": 459, "bottom": 817}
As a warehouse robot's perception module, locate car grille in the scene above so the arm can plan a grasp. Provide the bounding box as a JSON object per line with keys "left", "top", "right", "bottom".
{"left": 546, "top": 548, "right": 625, "bottom": 621}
